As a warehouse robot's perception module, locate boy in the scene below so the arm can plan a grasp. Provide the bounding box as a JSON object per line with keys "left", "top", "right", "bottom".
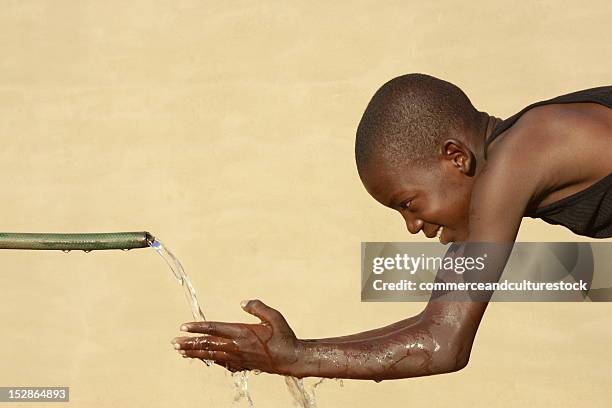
{"left": 171, "top": 74, "right": 612, "bottom": 380}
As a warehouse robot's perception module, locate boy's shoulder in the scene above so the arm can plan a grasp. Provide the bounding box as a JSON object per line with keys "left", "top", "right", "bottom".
{"left": 515, "top": 101, "right": 611, "bottom": 135}
{"left": 484, "top": 100, "right": 612, "bottom": 208}
{"left": 488, "top": 100, "right": 611, "bottom": 163}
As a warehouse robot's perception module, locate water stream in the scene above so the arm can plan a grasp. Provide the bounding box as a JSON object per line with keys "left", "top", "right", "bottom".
{"left": 149, "top": 238, "right": 327, "bottom": 407}
{"left": 150, "top": 239, "right": 206, "bottom": 321}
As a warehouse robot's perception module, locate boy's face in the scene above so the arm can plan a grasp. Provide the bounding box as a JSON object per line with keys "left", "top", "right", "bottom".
{"left": 359, "top": 157, "right": 473, "bottom": 244}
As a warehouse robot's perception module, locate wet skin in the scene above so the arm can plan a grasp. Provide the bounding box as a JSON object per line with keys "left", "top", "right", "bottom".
{"left": 172, "top": 102, "right": 612, "bottom": 380}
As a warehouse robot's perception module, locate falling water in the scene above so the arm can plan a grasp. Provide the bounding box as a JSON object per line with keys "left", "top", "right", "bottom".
{"left": 149, "top": 238, "right": 254, "bottom": 406}
{"left": 149, "top": 238, "right": 330, "bottom": 407}
{"left": 150, "top": 239, "right": 206, "bottom": 321}
{"left": 285, "top": 377, "right": 326, "bottom": 408}
{"left": 232, "top": 371, "right": 255, "bottom": 407}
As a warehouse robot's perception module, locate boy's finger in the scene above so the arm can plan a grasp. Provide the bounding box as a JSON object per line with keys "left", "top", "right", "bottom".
{"left": 180, "top": 349, "right": 242, "bottom": 363}
{"left": 172, "top": 335, "right": 239, "bottom": 352}
{"left": 180, "top": 321, "right": 245, "bottom": 338}
{"left": 241, "top": 299, "right": 287, "bottom": 327}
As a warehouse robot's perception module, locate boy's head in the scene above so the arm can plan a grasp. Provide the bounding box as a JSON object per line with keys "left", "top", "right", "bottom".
{"left": 355, "top": 73, "right": 488, "bottom": 243}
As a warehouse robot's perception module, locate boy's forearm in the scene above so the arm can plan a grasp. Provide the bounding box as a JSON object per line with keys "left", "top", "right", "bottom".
{"left": 282, "top": 313, "right": 474, "bottom": 380}
{"left": 291, "top": 340, "right": 440, "bottom": 380}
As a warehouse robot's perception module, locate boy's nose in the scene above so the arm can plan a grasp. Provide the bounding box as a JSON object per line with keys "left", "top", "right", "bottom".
{"left": 404, "top": 217, "right": 424, "bottom": 235}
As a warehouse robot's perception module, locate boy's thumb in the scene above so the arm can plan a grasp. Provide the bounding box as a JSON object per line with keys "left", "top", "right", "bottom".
{"left": 240, "top": 299, "right": 286, "bottom": 327}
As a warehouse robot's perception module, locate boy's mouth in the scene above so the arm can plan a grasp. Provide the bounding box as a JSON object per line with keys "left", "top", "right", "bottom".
{"left": 425, "top": 225, "right": 452, "bottom": 243}
{"left": 435, "top": 225, "right": 443, "bottom": 238}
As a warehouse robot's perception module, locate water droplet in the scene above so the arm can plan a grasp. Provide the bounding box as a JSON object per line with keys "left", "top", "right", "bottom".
{"left": 252, "top": 369, "right": 261, "bottom": 375}
{"left": 62, "top": 249, "right": 71, "bottom": 253}
{"left": 122, "top": 248, "right": 130, "bottom": 251}
{"left": 83, "top": 249, "right": 92, "bottom": 253}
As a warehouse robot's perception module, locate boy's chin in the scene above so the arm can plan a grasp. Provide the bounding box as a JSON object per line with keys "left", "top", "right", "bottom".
{"left": 437, "top": 227, "right": 452, "bottom": 244}
{"left": 439, "top": 234, "right": 453, "bottom": 245}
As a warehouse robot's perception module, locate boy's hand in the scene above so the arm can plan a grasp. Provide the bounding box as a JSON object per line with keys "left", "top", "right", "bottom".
{"left": 171, "top": 299, "right": 300, "bottom": 375}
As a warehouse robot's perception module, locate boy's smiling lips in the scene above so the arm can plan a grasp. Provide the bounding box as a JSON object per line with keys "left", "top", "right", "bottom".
{"left": 424, "top": 225, "right": 453, "bottom": 244}
{"left": 423, "top": 224, "right": 443, "bottom": 238}
{"left": 435, "top": 226, "right": 443, "bottom": 239}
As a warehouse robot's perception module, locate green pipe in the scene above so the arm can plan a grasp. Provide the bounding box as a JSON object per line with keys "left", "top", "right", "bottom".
{"left": 0, "top": 232, "right": 155, "bottom": 251}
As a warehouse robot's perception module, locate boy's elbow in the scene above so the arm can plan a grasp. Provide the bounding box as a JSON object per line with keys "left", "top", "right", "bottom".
{"left": 432, "top": 339, "right": 472, "bottom": 375}
{"left": 438, "top": 349, "right": 470, "bottom": 374}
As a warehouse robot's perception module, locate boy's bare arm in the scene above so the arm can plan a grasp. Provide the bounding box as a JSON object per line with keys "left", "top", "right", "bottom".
{"left": 173, "top": 146, "right": 540, "bottom": 379}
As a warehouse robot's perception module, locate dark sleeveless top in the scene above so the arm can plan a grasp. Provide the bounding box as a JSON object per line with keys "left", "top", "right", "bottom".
{"left": 484, "top": 86, "right": 612, "bottom": 238}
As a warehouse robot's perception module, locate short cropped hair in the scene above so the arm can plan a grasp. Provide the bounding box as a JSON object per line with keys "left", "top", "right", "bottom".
{"left": 355, "top": 73, "right": 483, "bottom": 173}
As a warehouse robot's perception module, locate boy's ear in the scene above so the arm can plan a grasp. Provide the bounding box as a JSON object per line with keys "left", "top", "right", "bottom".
{"left": 442, "top": 139, "right": 476, "bottom": 176}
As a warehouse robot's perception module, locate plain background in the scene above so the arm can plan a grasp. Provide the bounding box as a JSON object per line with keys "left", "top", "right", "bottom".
{"left": 0, "top": 1, "right": 611, "bottom": 407}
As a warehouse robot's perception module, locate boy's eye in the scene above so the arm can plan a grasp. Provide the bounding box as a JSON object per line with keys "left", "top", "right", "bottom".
{"left": 399, "top": 200, "right": 412, "bottom": 210}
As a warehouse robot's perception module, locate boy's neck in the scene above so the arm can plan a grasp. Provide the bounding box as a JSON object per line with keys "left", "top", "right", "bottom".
{"left": 474, "top": 113, "right": 503, "bottom": 169}
{"left": 483, "top": 114, "right": 503, "bottom": 144}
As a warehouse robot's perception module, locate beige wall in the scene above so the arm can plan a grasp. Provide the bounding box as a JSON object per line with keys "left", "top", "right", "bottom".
{"left": 0, "top": 1, "right": 611, "bottom": 407}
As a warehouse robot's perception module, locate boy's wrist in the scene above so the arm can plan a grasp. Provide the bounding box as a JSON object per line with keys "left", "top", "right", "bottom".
{"left": 281, "top": 339, "right": 317, "bottom": 378}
